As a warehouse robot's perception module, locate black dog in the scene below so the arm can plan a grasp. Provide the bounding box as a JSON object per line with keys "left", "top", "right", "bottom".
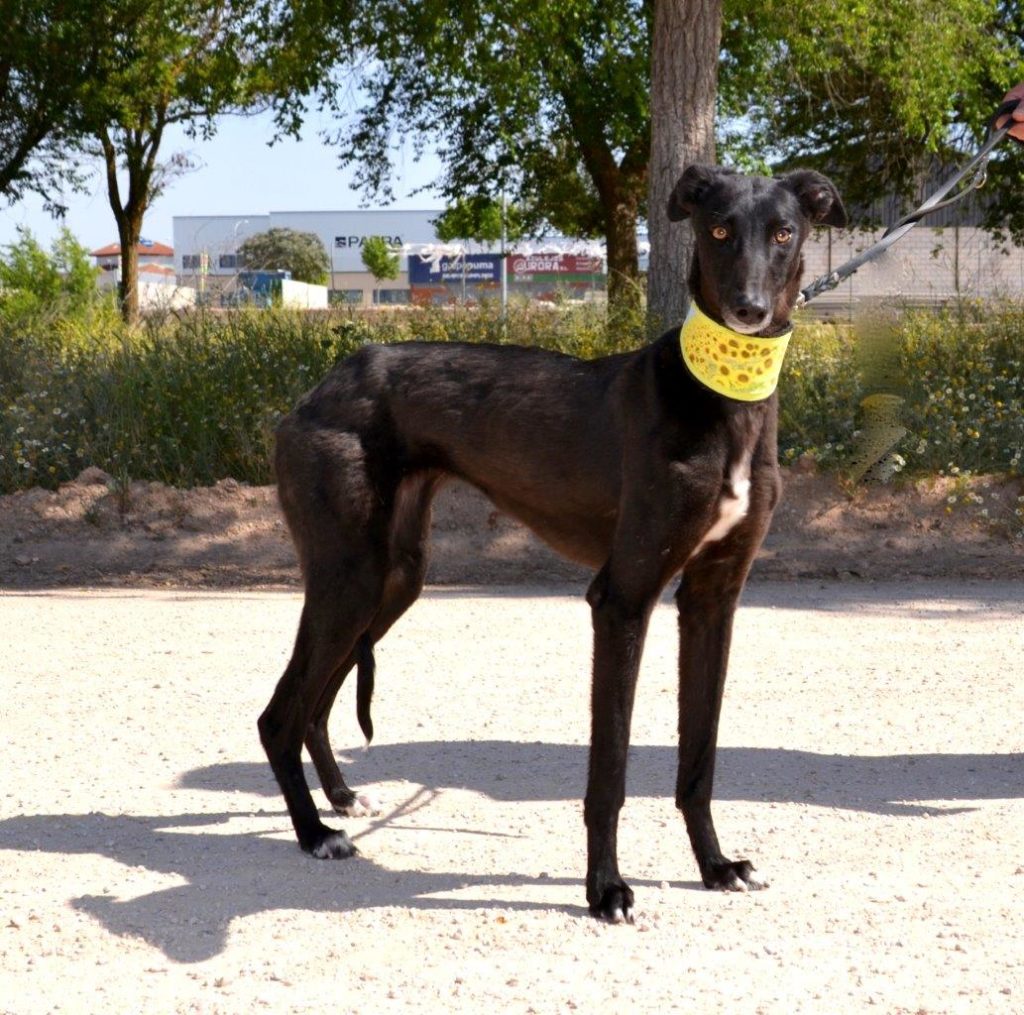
{"left": 259, "top": 164, "right": 847, "bottom": 922}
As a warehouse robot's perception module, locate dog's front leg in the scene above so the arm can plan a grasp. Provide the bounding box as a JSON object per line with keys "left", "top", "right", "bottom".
{"left": 583, "top": 566, "right": 659, "bottom": 923}
{"left": 674, "top": 532, "right": 769, "bottom": 892}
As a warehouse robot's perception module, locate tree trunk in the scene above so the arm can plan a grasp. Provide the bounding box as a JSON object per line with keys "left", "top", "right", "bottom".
{"left": 99, "top": 119, "right": 164, "bottom": 327}
{"left": 116, "top": 214, "right": 142, "bottom": 326}
{"left": 647, "top": 0, "right": 722, "bottom": 333}
{"left": 605, "top": 188, "right": 641, "bottom": 314}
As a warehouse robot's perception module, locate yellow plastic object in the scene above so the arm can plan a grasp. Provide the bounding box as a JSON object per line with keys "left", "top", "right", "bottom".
{"left": 679, "top": 302, "right": 792, "bottom": 402}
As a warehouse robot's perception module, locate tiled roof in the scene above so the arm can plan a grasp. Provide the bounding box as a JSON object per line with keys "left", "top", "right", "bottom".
{"left": 90, "top": 240, "right": 174, "bottom": 257}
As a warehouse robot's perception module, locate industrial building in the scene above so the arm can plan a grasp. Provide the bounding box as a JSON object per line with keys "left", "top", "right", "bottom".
{"left": 173, "top": 209, "right": 510, "bottom": 306}
{"left": 170, "top": 207, "right": 1024, "bottom": 312}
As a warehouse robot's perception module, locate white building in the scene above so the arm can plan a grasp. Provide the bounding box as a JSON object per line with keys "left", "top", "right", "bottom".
{"left": 91, "top": 239, "right": 196, "bottom": 310}
{"left": 174, "top": 210, "right": 451, "bottom": 305}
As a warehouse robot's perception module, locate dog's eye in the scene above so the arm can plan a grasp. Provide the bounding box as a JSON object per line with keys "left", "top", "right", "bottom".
{"left": 710, "top": 225, "right": 729, "bottom": 241}
{"left": 773, "top": 227, "right": 793, "bottom": 244}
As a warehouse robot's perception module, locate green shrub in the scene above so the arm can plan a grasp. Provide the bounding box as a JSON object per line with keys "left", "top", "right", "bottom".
{"left": 0, "top": 307, "right": 361, "bottom": 490}
{"left": 895, "top": 302, "right": 1024, "bottom": 478}
{"left": 0, "top": 228, "right": 104, "bottom": 323}
{"left": 1, "top": 298, "right": 1021, "bottom": 493}
{"left": 777, "top": 317, "right": 862, "bottom": 468}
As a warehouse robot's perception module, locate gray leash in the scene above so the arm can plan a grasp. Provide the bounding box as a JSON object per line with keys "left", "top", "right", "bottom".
{"left": 797, "top": 103, "right": 1017, "bottom": 308}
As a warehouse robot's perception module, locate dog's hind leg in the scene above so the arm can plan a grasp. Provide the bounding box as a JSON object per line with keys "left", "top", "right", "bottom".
{"left": 304, "top": 474, "right": 439, "bottom": 817}
{"left": 259, "top": 550, "right": 388, "bottom": 859}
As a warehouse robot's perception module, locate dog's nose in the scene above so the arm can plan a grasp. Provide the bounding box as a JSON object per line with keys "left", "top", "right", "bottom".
{"left": 733, "top": 297, "right": 769, "bottom": 324}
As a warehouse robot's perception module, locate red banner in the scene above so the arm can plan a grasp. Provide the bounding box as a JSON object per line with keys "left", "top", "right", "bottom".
{"left": 509, "top": 253, "right": 603, "bottom": 276}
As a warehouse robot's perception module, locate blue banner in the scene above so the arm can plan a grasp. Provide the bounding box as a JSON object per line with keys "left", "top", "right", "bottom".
{"left": 408, "top": 253, "right": 503, "bottom": 284}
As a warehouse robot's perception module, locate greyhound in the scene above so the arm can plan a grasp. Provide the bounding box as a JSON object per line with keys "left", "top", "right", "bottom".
{"left": 258, "top": 164, "right": 847, "bottom": 922}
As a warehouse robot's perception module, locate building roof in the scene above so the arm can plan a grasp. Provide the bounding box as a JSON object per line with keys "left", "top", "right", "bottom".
{"left": 139, "top": 263, "right": 176, "bottom": 277}
{"left": 91, "top": 239, "right": 174, "bottom": 257}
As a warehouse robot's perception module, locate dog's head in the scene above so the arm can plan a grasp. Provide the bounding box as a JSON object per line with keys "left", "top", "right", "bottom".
{"left": 668, "top": 165, "right": 847, "bottom": 335}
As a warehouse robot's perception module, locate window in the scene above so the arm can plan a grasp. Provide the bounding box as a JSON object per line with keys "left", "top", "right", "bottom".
{"left": 182, "top": 254, "right": 201, "bottom": 270}
{"left": 219, "top": 254, "right": 239, "bottom": 270}
{"left": 373, "top": 288, "right": 410, "bottom": 306}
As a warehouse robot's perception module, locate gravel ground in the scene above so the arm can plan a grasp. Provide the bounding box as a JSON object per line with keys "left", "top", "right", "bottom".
{"left": 1, "top": 581, "right": 1022, "bottom": 1014}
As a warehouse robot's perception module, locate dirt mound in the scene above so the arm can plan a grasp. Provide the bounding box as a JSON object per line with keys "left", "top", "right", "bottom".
{"left": 0, "top": 467, "right": 1021, "bottom": 588}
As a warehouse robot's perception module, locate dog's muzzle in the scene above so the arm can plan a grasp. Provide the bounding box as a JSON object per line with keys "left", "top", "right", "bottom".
{"left": 679, "top": 303, "right": 792, "bottom": 402}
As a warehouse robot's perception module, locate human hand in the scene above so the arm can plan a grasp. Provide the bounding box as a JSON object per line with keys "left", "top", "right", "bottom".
{"left": 996, "top": 83, "right": 1024, "bottom": 141}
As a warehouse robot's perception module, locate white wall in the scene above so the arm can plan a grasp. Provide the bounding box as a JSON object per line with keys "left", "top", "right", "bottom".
{"left": 279, "top": 279, "right": 328, "bottom": 309}
{"left": 801, "top": 225, "right": 1024, "bottom": 305}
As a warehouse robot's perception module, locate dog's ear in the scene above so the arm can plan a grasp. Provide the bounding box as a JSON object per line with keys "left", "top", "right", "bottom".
{"left": 667, "top": 164, "right": 736, "bottom": 221}
{"left": 779, "top": 170, "right": 848, "bottom": 228}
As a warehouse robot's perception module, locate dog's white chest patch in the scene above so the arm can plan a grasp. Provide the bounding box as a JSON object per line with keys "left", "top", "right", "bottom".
{"left": 691, "top": 457, "right": 752, "bottom": 557}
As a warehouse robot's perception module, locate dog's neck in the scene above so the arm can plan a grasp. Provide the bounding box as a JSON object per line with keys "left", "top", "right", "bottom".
{"left": 678, "top": 300, "right": 792, "bottom": 403}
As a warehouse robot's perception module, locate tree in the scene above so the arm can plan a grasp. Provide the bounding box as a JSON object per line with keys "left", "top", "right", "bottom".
{"left": 304, "top": 0, "right": 651, "bottom": 311}
{"left": 718, "top": 0, "right": 1024, "bottom": 231}
{"left": 238, "top": 227, "right": 330, "bottom": 284}
{"left": 360, "top": 235, "right": 399, "bottom": 303}
{"left": 300, "top": 0, "right": 1023, "bottom": 327}
{"left": 647, "top": 0, "right": 721, "bottom": 331}
{"left": 80, "top": 2, "right": 285, "bottom": 324}
{"left": 0, "top": 227, "right": 100, "bottom": 317}
{"left": 433, "top": 196, "right": 526, "bottom": 246}
{"left": 0, "top": 1, "right": 128, "bottom": 211}
{"left": 1, "top": 3, "right": 320, "bottom": 324}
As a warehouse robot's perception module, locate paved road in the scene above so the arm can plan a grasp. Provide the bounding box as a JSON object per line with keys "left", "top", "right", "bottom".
{"left": 1, "top": 582, "right": 1022, "bottom": 1013}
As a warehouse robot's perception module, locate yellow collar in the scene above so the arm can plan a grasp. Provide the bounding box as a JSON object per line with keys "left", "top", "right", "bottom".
{"left": 679, "top": 302, "right": 792, "bottom": 402}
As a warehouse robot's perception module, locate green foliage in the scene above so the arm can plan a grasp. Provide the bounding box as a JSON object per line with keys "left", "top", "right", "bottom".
{"left": 300, "top": 0, "right": 650, "bottom": 302}
{"left": 74, "top": 1, "right": 320, "bottom": 323}
{"left": 896, "top": 303, "right": 1024, "bottom": 476}
{"left": 2, "top": 300, "right": 1021, "bottom": 494}
{"left": 0, "top": 0, "right": 114, "bottom": 207}
{"left": 0, "top": 300, "right": 645, "bottom": 491}
{"left": 239, "top": 227, "right": 331, "bottom": 284}
{"left": 433, "top": 197, "right": 525, "bottom": 245}
{"left": 0, "top": 307, "right": 360, "bottom": 490}
{"left": 777, "top": 302, "right": 1024, "bottom": 482}
{"left": 0, "top": 228, "right": 102, "bottom": 319}
{"left": 318, "top": 1, "right": 650, "bottom": 228}
{"left": 362, "top": 297, "right": 647, "bottom": 360}
{"left": 777, "top": 318, "right": 864, "bottom": 468}
{"left": 720, "top": 0, "right": 1024, "bottom": 229}
{"left": 359, "top": 236, "right": 400, "bottom": 284}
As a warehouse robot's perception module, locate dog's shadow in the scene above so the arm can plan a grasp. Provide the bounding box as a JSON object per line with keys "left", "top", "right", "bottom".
{"left": 183, "top": 741, "right": 1024, "bottom": 816}
{"left": 1, "top": 742, "right": 1019, "bottom": 964}
{"left": 0, "top": 807, "right": 587, "bottom": 964}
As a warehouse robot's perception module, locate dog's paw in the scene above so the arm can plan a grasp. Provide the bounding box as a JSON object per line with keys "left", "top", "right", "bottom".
{"left": 308, "top": 829, "right": 358, "bottom": 860}
{"left": 703, "top": 859, "right": 768, "bottom": 892}
{"left": 588, "top": 882, "right": 636, "bottom": 924}
{"left": 337, "top": 792, "right": 381, "bottom": 818}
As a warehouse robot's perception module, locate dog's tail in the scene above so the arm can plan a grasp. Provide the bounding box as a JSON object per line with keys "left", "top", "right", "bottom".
{"left": 356, "top": 634, "right": 375, "bottom": 744}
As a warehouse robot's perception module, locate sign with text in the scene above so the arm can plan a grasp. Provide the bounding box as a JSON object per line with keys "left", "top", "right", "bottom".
{"left": 408, "top": 253, "right": 503, "bottom": 285}
{"left": 509, "top": 253, "right": 603, "bottom": 278}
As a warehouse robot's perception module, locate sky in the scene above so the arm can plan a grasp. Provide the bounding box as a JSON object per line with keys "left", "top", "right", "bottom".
{"left": 0, "top": 110, "right": 446, "bottom": 254}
